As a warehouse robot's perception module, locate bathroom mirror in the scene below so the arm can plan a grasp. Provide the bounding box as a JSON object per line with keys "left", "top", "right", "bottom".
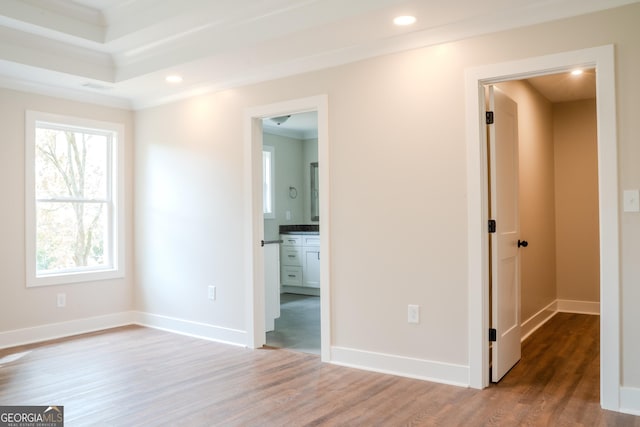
{"left": 310, "top": 162, "right": 319, "bottom": 221}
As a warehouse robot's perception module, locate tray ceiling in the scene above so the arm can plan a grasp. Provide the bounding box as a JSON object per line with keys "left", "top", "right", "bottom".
{"left": 0, "top": 0, "right": 636, "bottom": 109}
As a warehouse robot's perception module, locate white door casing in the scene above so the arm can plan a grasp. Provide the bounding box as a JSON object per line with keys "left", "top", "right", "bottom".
{"left": 488, "top": 86, "right": 522, "bottom": 382}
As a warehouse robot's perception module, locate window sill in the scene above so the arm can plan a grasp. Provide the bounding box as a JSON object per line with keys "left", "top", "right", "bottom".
{"left": 27, "top": 268, "right": 125, "bottom": 288}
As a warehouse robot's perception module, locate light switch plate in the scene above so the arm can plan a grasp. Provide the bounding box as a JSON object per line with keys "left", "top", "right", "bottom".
{"left": 408, "top": 304, "right": 420, "bottom": 324}
{"left": 623, "top": 189, "right": 640, "bottom": 212}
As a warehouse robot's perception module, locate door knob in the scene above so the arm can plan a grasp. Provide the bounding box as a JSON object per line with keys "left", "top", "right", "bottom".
{"left": 518, "top": 240, "right": 528, "bottom": 248}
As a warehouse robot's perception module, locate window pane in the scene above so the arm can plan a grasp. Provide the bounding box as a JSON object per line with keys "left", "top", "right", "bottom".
{"left": 35, "top": 127, "right": 108, "bottom": 200}
{"left": 36, "top": 202, "right": 109, "bottom": 274}
{"left": 263, "top": 150, "right": 272, "bottom": 214}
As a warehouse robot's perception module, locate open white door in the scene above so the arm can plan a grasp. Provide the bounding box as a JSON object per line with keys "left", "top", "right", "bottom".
{"left": 264, "top": 242, "right": 280, "bottom": 332}
{"left": 489, "top": 86, "right": 522, "bottom": 382}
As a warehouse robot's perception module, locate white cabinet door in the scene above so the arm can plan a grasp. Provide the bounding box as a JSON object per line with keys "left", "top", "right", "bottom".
{"left": 303, "top": 247, "right": 320, "bottom": 288}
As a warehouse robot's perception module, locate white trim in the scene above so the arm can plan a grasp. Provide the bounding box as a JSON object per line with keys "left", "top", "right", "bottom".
{"left": 244, "top": 95, "right": 331, "bottom": 362}
{"left": 465, "top": 45, "right": 620, "bottom": 411}
{"left": 132, "top": 312, "right": 246, "bottom": 347}
{"left": 331, "top": 346, "right": 469, "bottom": 387}
{"left": 521, "top": 300, "right": 558, "bottom": 342}
{"left": 0, "top": 312, "right": 133, "bottom": 350}
{"left": 0, "top": 76, "right": 132, "bottom": 110}
{"left": 556, "top": 299, "right": 600, "bottom": 315}
{"left": 620, "top": 387, "right": 640, "bottom": 416}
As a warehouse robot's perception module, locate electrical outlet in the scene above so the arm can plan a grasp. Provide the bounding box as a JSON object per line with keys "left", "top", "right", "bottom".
{"left": 208, "top": 286, "right": 216, "bottom": 301}
{"left": 408, "top": 304, "right": 420, "bottom": 324}
{"left": 57, "top": 293, "right": 66, "bottom": 308}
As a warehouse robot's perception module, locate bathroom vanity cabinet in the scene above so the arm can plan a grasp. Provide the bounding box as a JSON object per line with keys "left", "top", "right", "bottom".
{"left": 280, "top": 233, "right": 320, "bottom": 290}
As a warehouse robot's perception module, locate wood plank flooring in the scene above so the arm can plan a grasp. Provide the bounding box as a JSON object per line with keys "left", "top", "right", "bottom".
{"left": 1, "top": 313, "right": 638, "bottom": 426}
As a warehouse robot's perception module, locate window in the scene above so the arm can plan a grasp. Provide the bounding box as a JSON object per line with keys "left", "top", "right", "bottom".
{"left": 263, "top": 145, "right": 275, "bottom": 219}
{"left": 25, "top": 111, "right": 124, "bottom": 287}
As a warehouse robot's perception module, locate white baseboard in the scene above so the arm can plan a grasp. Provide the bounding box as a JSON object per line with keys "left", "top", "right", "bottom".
{"left": 521, "top": 300, "right": 558, "bottom": 342}
{"left": 556, "top": 299, "right": 600, "bottom": 315}
{"left": 620, "top": 386, "right": 640, "bottom": 415}
{"left": 132, "top": 311, "right": 247, "bottom": 347}
{"left": 520, "top": 299, "right": 600, "bottom": 343}
{"left": 0, "top": 312, "right": 134, "bottom": 350}
{"left": 330, "top": 346, "right": 469, "bottom": 387}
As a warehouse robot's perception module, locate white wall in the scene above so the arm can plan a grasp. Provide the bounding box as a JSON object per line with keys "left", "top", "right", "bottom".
{"left": 134, "top": 4, "right": 640, "bottom": 389}
{"left": 263, "top": 132, "right": 305, "bottom": 241}
{"left": 0, "top": 88, "right": 134, "bottom": 339}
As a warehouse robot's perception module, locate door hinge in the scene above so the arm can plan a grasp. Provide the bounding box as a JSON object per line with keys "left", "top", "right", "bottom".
{"left": 489, "top": 328, "right": 497, "bottom": 342}
{"left": 486, "top": 111, "right": 494, "bottom": 125}
{"left": 488, "top": 219, "right": 496, "bottom": 233}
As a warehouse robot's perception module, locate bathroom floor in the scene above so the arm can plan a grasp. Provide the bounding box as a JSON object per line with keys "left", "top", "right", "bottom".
{"left": 266, "top": 293, "right": 320, "bottom": 355}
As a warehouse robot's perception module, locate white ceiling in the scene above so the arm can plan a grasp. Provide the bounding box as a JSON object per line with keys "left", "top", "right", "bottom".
{"left": 526, "top": 69, "right": 596, "bottom": 103}
{"left": 0, "top": 0, "right": 635, "bottom": 109}
{"left": 263, "top": 111, "right": 318, "bottom": 140}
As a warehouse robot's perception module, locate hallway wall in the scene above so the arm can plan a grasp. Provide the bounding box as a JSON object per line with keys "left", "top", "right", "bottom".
{"left": 554, "top": 99, "right": 599, "bottom": 302}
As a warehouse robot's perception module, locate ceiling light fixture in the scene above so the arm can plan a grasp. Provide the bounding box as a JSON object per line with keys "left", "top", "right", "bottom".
{"left": 165, "top": 75, "right": 183, "bottom": 83}
{"left": 270, "top": 115, "right": 291, "bottom": 126}
{"left": 571, "top": 69, "right": 584, "bottom": 76}
{"left": 393, "top": 15, "right": 416, "bottom": 26}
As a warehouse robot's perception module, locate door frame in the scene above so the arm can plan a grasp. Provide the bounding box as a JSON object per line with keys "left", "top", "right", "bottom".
{"left": 465, "top": 45, "right": 619, "bottom": 410}
{"left": 243, "top": 95, "right": 331, "bottom": 361}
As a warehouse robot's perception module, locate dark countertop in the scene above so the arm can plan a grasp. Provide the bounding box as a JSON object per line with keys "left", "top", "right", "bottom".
{"left": 279, "top": 224, "right": 319, "bottom": 234}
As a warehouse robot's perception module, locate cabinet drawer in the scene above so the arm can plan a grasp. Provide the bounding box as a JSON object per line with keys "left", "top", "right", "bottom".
{"left": 281, "top": 246, "right": 302, "bottom": 266}
{"left": 281, "top": 235, "right": 302, "bottom": 246}
{"left": 281, "top": 266, "right": 302, "bottom": 286}
{"left": 302, "top": 236, "right": 320, "bottom": 246}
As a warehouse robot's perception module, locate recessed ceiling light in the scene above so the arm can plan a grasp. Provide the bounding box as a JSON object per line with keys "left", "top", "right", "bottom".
{"left": 165, "top": 75, "right": 183, "bottom": 83}
{"left": 571, "top": 69, "right": 584, "bottom": 76}
{"left": 393, "top": 15, "right": 416, "bottom": 26}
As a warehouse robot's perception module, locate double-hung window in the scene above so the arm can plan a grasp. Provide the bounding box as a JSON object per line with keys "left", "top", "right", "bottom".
{"left": 25, "top": 111, "right": 124, "bottom": 287}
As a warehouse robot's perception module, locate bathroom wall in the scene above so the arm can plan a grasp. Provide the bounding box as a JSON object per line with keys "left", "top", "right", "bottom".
{"left": 263, "top": 132, "right": 305, "bottom": 241}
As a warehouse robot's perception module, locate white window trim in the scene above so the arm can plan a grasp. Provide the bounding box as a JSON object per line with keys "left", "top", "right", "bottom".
{"left": 263, "top": 145, "right": 276, "bottom": 219}
{"left": 25, "top": 111, "right": 125, "bottom": 287}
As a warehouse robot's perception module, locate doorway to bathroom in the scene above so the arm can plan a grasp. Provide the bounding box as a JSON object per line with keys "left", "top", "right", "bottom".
{"left": 244, "top": 95, "right": 330, "bottom": 361}
{"left": 262, "top": 111, "right": 321, "bottom": 355}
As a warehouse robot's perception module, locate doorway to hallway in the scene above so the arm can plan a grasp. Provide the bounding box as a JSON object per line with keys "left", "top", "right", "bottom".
{"left": 465, "top": 45, "right": 620, "bottom": 410}
{"left": 486, "top": 71, "right": 600, "bottom": 383}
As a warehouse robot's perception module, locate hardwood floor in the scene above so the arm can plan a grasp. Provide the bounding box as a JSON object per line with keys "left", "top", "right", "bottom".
{"left": 1, "top": 313, "right": 638, "bottom": 426}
